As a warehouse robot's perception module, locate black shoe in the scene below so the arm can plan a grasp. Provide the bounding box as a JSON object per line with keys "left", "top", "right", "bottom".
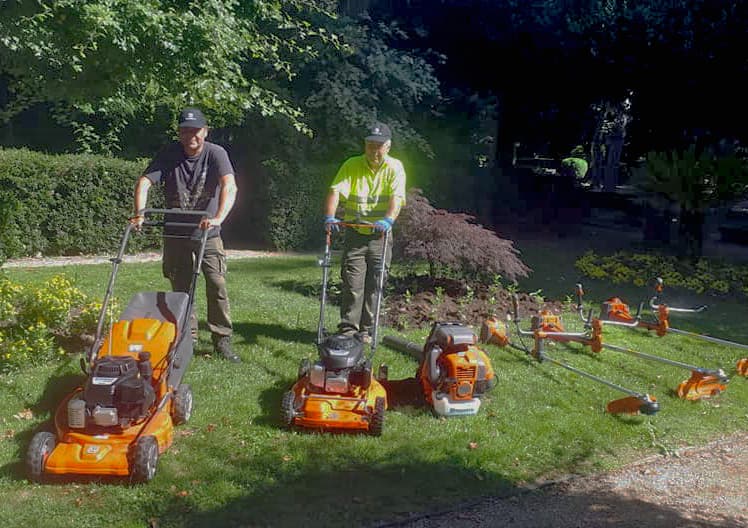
{"left": 213, "top": 335, "right": 240, "bottom": 363}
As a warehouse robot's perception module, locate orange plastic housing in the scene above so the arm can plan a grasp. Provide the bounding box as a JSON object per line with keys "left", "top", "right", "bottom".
{"left": 676, "top": 370, "right": 727, "bottom": 400}
{"left": 98, "top": 319, "right": 176, "bottom": 376}
{"left": 480, "top": 317, "right": 509, "bottom": 347}
{"left": 418, "top": 343, "right": 495, "bottom": 402}
{"left": 43, "top": 318, "right": 177, "bottom": 477}
{"left": 737, "top": 358, "right": 748, "bottom": 377}
{"left": 601, "top": 298, "right": 635, "bottom": 322}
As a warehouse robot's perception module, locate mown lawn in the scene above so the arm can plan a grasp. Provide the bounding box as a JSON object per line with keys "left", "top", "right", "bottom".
{"left": 1, "top": 252, "right": 747, "bottom": 528}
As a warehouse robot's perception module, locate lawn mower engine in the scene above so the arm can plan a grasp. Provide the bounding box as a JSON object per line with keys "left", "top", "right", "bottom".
{"left": 307, "top": 333, "right": 372, "bottom": 394}
{"left": 419, "top": 323, "right": 496, "bottom": 417}
{"left": 72, "top": 353, "right": 156, "bottom": 429}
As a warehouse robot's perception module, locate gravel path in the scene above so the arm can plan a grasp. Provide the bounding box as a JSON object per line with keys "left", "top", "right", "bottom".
{"left": 1, "top": 249, "right": 287, "bottom": 268}
{"left": 375, "top": 432, "right": 748, "bottom": 528}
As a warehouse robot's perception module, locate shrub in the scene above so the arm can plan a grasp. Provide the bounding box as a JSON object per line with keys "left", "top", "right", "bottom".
{"left": 575, "top": 250, "right": 748, "bottom": 298}
{"left": 0, "top": 273, "right": 101, "bottom": 371}
{"left": 395, "top": 189, "right": 531, "bottom": 282}
{"left": 263, "top": 158, "right": 328, "bottom": 251}
{"left": 0, "top": 148, "right": 162, "bottom": 258}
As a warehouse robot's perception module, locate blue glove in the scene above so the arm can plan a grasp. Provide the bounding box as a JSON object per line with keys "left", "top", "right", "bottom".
{"left": 373, "top": 217, "right": 394, "bottom": 233}
{"left": 324, "top": 215, "right": 341, "bottom": 232}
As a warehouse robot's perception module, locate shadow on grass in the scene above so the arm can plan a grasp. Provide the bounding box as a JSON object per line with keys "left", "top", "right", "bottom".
{"left": 0, "top": 365, "right": 85, "bottom": 481}
{"left": 233, "top": 321, "right": 317, "bottom": 347}
{"left": 149, "top": 444, "right": 740, "bottom": 528}
{"left": 158, "top": 446, "right": 516, "bottom": 528}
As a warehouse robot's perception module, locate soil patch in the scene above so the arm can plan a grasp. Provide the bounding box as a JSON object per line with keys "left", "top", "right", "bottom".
{"left": 384, "top": 275, "right": 564, "bottom": 330}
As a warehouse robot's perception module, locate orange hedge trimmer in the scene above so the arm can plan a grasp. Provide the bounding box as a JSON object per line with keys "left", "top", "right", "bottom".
{"left": 575, "top": 284, "right": 729, "bottom": 400}
{"left": 480, "top": 297, "right": 660, "bottom": 416}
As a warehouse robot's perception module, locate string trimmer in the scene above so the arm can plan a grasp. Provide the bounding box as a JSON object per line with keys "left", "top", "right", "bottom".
{"left": 575, "top": 284, "right": 729, "bottom": 400}
{"left": 648, "top": 278, "right": 748, "bottom": 376}
{"left": 484, "top": 297, "right": 660, "bottom": 415}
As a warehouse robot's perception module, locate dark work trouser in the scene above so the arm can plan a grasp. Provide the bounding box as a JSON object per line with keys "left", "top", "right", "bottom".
{"left": 339, "top": 230, "right": 392, "bottom": 335}
{"left": 162, "top": 236, "right": 232, "bottom": 339}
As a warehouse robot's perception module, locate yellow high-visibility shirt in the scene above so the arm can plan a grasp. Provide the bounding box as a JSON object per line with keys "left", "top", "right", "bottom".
{"left": 330, "top": 154, "right": 406, "bottom": 234}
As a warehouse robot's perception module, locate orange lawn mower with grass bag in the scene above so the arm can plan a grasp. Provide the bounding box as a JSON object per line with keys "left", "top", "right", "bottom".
{"left": 26, "top": 209, "right": 208, "bottom": 483}
{"left": 281, "top": 222, "right": 389, "bottom": 436}
{"left": 574, "top": 283, "right": 728, "bottom": 400}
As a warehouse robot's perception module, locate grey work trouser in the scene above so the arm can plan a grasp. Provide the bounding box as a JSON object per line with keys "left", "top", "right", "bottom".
{"left": 162, "top": 236, "right": 232, "bottom": 338}
{"left": 338, "top": 230, "right": 392, "bottom": 335}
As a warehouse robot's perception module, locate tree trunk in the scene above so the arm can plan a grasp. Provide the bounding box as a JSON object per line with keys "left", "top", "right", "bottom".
{"left": 678, "top": 209, "right": 705, "bottom": 259}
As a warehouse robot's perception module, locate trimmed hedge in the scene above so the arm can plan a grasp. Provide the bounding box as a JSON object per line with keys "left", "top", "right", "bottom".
{"left": 0, "top": 148, "right": 162, "bottom": 258}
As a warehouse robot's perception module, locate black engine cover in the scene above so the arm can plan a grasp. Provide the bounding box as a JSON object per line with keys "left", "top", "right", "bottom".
{"left": 83, "top": 356, "right": 155, "bottom": 424}
{"left": 318, "top": 334, "right": 364, "bottom": 370}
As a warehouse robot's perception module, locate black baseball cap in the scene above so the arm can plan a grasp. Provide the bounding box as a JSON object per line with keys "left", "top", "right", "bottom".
{"left": 178, "top": 107, "right": 208, "bottom": 128}
{"left": 364, "top": 122, "right": 392, "bottom": 143}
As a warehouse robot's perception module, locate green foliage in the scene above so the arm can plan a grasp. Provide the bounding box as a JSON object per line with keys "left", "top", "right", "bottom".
{"left": 560, "top": 157, "right": 589, "bottom": 180}
{"left": 263, "top": 157, "right": 328, "bottom": 251}
{"left": 0, "top": 148, "right": 160, "bottom": 257}
{"left": 0, "top": 0, "right": 340, "bottom": 152}
{"left": 575, "top": 250, "right": 748, "bottom": 297}
{"left": 633, "top": 146, "right": 748, "bottom": 213}
{"left": 302, "top": 18, "right": 441, "bottom": 157}
{"left": 0, "top": 274, "right": 100, "bottom": 370}
{"left": 233, "top": 15, "right": 442, "bottom": 250}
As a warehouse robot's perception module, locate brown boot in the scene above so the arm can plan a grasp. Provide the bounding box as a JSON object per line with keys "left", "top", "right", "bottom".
{"left": 213, "top": 335, "right": 240, "bottom": 363}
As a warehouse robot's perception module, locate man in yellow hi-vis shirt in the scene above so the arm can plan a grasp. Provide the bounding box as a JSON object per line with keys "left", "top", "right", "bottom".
{"left": 323, "top": 122, "right": 406, "bottom": 341}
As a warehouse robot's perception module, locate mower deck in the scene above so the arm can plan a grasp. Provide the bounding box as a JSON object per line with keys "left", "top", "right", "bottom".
{"left": 288, "top": 378, "right": 387, "bottom": 432}
{"left": 43, "top": 391, "right": 174, "bottom": 477}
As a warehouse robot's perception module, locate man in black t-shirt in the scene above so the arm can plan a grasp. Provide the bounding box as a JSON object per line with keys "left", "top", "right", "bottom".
{"left": 131, "top": 107, "right": 240, "bottom": 362}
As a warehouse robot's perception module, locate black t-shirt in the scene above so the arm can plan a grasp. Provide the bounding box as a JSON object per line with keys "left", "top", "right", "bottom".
{"left": 144, "top": 141, "right": 234, "bottom": 239}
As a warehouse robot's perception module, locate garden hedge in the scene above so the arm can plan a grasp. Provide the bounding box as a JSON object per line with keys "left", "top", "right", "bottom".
{"left": 0, "top": 148, "right": 162, "bottom": 259}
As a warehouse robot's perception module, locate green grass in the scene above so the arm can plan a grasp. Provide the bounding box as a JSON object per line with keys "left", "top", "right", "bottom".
{"left": 1, "top": 253, "right": 747, "bottom": 528}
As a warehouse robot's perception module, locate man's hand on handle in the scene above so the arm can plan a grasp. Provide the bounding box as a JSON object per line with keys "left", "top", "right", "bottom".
{"left": 200, "top": 217, "right": 222, "bottom": 230}
{"left": 373, "top": 217, "right": 394, "bottom": 233}
{"left": 324, "top": 215, "right": 342, "bottom": 232}
{"left": 130, "top": 214, "right": 145, "bottom": 231}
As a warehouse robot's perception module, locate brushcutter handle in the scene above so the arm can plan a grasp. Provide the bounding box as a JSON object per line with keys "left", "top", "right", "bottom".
{"left": 511, "top": 294, "right": 520, "bottom": 321}
{"left": 575, "top": 283, "right": 584, "bottom": 309}
{"left": 649, "top": 277, "right": 708, "bottom": 313}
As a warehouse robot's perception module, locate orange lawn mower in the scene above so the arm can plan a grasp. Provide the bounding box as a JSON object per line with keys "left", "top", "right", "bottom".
{"left": 281, "top": 223, "right": 389, "bottom": 436}
{"left": 383, "top": 322, "right": 496, "bottom": 417}
{"left": 574, "top": 283, "right": 728, "bottom": 400}
{"left": 493, "top": 295, "right": 660, "bottom": 415}
{"left": 26, "top": 209, "right": 208, "bottom": 483}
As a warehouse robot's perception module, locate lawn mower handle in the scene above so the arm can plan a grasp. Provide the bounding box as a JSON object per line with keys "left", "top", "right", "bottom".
{"left": 317, "top": 222, "right": 389, "bottom": 350}
{"left": 86, "top": 209, "right": 209, "bottom": 368}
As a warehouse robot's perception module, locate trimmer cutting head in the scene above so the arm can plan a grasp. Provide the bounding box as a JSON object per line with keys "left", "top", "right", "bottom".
{"left": 606, "top": 394, "right": 659, "bottom": 415}
{"left": 737, "top": 358, "right": 748, "bottom": 377}
{"left": 676, "top": 370, "right": 729, "bottom": 400}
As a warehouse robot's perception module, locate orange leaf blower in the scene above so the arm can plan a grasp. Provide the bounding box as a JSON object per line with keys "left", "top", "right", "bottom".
{"left": 384, "top": 322, "right": 496, "bottom": 417}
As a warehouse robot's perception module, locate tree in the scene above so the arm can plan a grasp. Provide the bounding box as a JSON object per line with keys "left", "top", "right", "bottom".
{"left": 0, "top": 0, "right": 340, "bottom": 152}
{"left": 395, "top": 189, "right": 530, "bottom": 282}
{"left": 634, "top": 146, "right": 748, "bottom": 257}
